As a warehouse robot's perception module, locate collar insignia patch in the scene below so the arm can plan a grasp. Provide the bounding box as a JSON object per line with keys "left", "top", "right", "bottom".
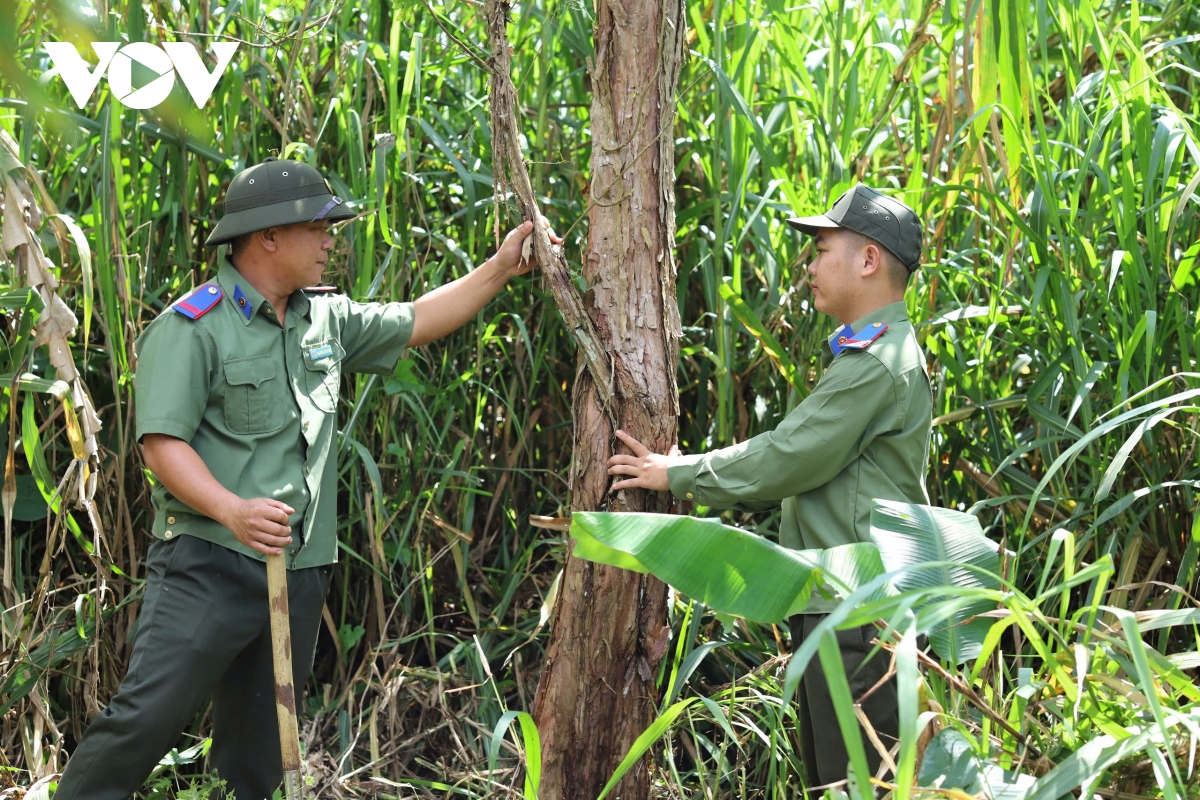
{"left": 232, "top": 285, "right": 253, "bottom": 320}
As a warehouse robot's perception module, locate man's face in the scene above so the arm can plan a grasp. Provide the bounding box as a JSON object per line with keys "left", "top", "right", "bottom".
{"left": 272, "top": 221, "right": 333, "bottom": 287}
{"left": 807, "top": 228, "right": 865, "bottom": 323}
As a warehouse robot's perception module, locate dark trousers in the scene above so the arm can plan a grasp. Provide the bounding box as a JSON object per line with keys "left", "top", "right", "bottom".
{"left": 56, "top": 536, "right": 327, "bottom": 800}
{"left": 789, "top": 614, "right": 898, "bottom": 794}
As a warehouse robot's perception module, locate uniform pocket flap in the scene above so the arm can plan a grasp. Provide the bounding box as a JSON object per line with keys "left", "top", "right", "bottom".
{"left": 224, "top": 356, "right": 275, "bottom": 387}
{"left": 302, "top": 338, "right": 346, "bottom": 372}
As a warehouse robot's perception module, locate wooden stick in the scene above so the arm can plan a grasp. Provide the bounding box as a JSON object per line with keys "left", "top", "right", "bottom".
{"left": 267, "top": 553, "right": 304, "bottom": 799}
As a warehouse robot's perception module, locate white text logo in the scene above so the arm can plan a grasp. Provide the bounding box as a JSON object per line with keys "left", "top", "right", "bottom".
{"left": 44, "top": 42, "right": 239, "bottom": 110}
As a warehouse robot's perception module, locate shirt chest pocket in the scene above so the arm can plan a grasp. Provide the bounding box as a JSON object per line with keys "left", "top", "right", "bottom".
{"left": 301, "top": 338, "right": 345, "bottom": 413}
{"left": 223, "top": 355, "right": 285, "bottom": 434}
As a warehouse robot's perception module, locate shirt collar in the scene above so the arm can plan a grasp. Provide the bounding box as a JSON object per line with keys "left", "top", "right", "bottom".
{"left": 847, "top": 301, "right": 910, "bottom": 332}
{"left": 218, "top": 258, "right": 266, "bottom": 325}
{"left": 217, "top": 257, "right": 311, "bottom": 324}
{"left": 288, "top": 286, "right": 311, "bottom": 319}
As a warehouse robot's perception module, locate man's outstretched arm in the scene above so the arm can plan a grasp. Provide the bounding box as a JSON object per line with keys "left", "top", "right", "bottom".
{"left": 609, "top": 355, "right": 896, "bottom": 506}
{"left": 408, "top": 220, "right": 561, "bottom": 347}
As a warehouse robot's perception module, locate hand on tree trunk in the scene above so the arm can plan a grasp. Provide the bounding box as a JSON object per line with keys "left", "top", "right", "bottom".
{"left": 493, "top": 216, "right": 562, "bottom": 279}
{"left": 607, "top": 429, "right": 683, "bottom": 492}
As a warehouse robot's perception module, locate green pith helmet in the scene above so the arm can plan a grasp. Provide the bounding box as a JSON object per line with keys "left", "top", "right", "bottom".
{"left": 204, "top": 158, "right": 356, "bottom": 247}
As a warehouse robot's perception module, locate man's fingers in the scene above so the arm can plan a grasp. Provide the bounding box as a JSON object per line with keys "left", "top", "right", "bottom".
{"left": 260, "top": 507, "right": 287, "bottom": 525}
{"left": 252, "top": 519, "right": 292, "bottom": 537}
{"left": 244, "top": 530, "right": 291, "bottom": 556}
{"left": 509, "top": 221, "right": 533, "bottom": 242}
{"left": 542, "top": 222, "right": 563, "bottom": 244}
{"left": 607, "top": 454, "right": 640, "bottom": 467}
{"left": 668, "top": 445, "right": 682, "bottom": 457}
{"left": 607, "top": 464, "right": 642, "bottom": 477}
{"left": 266, "top": 499, "right": 295, "bottom": 515}
{"left": 614, "top": 429, "right": 651, "bottom": 457}
{"left": 610, "top": 477, "right": 644, "bottom": 492}
{"left": 252, "top": 530, "right": 292, "bottom": 547}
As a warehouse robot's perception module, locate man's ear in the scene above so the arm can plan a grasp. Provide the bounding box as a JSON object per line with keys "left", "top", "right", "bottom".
{"left": 255, "top": 227, "right": 281, "bottom": 253}
{"left": 860, "top": 242, "right": 884, "bottom": 278}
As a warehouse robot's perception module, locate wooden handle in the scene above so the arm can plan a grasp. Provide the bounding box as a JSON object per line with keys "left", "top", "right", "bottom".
{"left": 266, "top": 553, "right": 304, "bottom": 799}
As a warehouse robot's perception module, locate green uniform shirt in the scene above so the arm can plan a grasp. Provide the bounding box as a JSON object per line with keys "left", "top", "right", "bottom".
{"left": 667, "top": 301, "right": 932, "bottom": 610}
{"left": 134, "top": 258, "right": 414, "bottom": 569}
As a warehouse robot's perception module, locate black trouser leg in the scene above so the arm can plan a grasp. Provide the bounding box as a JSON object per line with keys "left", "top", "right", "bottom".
{"left": 789, "top": 614, "right": 898, "bottom": 794}
{"left": 56, "top": 537, "right": 325, "bottom": 800}
{"left": 210, "top": 565, "right": 325, "bottom": 800}
{"left": 56, "top": 537, "right": 248, "bottom": 800}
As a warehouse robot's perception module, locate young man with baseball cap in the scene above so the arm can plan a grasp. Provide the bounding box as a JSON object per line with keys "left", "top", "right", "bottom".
{"left": 607, "top": 185, "right": 932, "bottom": 793}
{"left": 54, "top": 158, "right": 557, "bottom": 799}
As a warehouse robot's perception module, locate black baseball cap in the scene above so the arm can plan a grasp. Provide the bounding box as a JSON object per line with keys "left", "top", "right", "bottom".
{"left": 786, "top": 185, "right": 922, "bottom": 270}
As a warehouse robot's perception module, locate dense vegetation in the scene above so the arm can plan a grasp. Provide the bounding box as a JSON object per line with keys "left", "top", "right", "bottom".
{"left": 1, "top": 0, "right": 1199, "bottom": 796}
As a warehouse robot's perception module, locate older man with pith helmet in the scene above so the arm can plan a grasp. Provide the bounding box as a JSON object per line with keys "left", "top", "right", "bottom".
{"left": 55, "top": 158, "right": 556, "bottom": 799}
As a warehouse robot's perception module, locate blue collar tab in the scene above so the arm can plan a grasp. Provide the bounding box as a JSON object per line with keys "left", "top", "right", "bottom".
{"left": 232, "top": 285, "right": 253, "bottom": 320}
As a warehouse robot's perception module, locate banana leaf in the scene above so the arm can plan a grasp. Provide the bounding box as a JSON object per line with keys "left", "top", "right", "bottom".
{"left": 917, "top": 728, "right": 1036, "bottom": 798}
{"left": 570, "top": 511, "right": 884, "bottom": 623}
{"left": 869, "top": 500, "right": 1002, "bottom": 663}
{"left": 572, "top": 500, "right": 1001, "bottom": 663}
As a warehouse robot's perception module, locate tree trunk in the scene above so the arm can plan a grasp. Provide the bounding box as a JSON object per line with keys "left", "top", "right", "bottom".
{"left": 529, "top": 1, "right": 686, "bottom": 798}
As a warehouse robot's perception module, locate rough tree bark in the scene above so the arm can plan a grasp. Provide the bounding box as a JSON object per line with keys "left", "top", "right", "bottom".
{"left": 487, "top": 1, "right": 686, "bottom": 797}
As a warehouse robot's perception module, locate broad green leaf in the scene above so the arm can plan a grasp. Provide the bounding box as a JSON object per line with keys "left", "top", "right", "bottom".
{"left": 870, "top": 500, "right": 1001, "bottom": 663}
{"left": 917, "top": 728, "right": 1036, "bottom": 798}
{"left": 11, "top": 473, "right": 48, "bottom": 521}
{"left": 572, "top": 512, "right": 821, "bottom": 621}
{"left": 573, "top": 501, "right": 999, "bottom": 644}
{"left": 572, "top": 512, "right": 888, "bottom": 622}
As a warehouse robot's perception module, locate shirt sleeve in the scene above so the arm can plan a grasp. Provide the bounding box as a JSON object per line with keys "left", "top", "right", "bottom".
{"left": 337, "top": 299, "right": 416, "bottom": 374}
{"left": 134, "top": 313, "right": 214, "bottom": 443}
{"left": 667, "top": 353, "right": 900, "bottom": 507}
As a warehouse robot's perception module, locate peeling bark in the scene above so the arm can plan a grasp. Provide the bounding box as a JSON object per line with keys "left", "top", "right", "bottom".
{"left": 486, "top": 1, "right": 686, "bottom": 797}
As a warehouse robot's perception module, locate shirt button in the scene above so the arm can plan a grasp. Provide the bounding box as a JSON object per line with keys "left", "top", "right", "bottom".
{"left": 302, "top": 421, "right": 309, "bottom": 432}
{"left": 164, "top": 530, "right": 173, "bottom": 539}
{"left": 167, "top": 516, "right": 176, "bottom": 524}
{"left": 685, "top": 492, "right": 694, "bottom": 500}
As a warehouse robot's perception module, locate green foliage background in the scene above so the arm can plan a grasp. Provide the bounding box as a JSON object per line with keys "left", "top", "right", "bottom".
{"left": 1, "top": 0, "right": 1199, "bottom": 796}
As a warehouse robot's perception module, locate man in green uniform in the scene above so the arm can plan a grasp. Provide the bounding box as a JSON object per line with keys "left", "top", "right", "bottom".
{"left": 607, "top": 185, "right": 931, "bottom": 793}
{"left": 55, "top": 158, "right": 556, "bottom": 799}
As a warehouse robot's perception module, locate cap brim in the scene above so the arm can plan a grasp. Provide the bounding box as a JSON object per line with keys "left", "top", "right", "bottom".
{"left": 785, "top": 214, "right": 843, "bottom": 235}
{"left": 205, "top": 195, "right": 358, "bottom": 247}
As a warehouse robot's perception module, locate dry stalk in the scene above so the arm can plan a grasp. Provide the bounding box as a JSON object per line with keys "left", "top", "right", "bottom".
{"left": 484, "top": 0, "right": 618, "bottom": 427}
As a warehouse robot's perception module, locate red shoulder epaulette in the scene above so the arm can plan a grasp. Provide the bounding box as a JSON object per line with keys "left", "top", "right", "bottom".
{"left": 303, "top": 285, "right": 339, "bottom": 294}
{"left": 172, "top": 284, "right": 223, "bottom": 320}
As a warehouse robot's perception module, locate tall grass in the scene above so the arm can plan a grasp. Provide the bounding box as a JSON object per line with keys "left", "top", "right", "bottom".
{"left": 0, "top": 0, "right": 1197, "bottom": 795}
